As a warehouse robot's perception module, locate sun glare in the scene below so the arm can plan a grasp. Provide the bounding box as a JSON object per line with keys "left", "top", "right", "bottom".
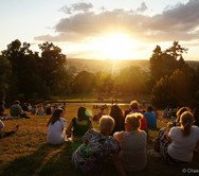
{"left": 90, "top": 32, "right": 137, "bottom": 60}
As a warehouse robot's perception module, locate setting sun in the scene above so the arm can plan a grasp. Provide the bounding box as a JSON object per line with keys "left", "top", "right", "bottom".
{"left": 90, "top": 32, "right": 137, "bottom": 60}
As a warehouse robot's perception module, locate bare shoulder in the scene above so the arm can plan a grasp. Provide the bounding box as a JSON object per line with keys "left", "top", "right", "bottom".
{"left": 113, "top": 131, "right": 125, "bottom": 142}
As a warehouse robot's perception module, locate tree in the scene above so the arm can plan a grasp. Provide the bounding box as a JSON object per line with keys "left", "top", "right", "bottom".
{"left": 150, "top": 41, "right": 188, "bottom": 81}
{"left": 0, "top": 55, "right": 11, "bottom": 100}
{"left": 115, "top": 66, "right": 149, "bottom": 96}
{"left": 151, "top": 76, "right": 176, "bottom": 108}
{"left": 151, "top": 68, "right": 195, "bottom": 108}
{"left": 72, "top": 71, "right": 96, "bottom": 94}
{"left": 39, "top": 42, "right": 71, "bottom": 96}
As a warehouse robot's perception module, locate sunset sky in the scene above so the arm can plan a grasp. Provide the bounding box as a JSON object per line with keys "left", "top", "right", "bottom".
{"left": 1, "top": 0, "right": 199, "bottom": 60}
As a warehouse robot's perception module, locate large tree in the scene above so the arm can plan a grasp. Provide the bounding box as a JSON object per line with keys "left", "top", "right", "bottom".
{"left": 150, "top": 41, "right": 187, "bottom": 81}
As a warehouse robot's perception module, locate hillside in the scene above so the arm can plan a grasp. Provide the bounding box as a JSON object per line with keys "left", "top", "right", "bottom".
{"left": 67, "top": 58, "right": 199, "bottom": 73}
{"left": 67, "top": 58, "right": 150, "bottom": 73}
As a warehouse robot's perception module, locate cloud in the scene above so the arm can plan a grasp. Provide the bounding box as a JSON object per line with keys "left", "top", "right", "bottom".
{"left": 136, "top": 2, "right": 147, "bottom": 12}
{"left": 60, "top": 2, "right": 93, "bottom": 14}
{"left": 35, "top": 0, "right": 199, "bottom": 43}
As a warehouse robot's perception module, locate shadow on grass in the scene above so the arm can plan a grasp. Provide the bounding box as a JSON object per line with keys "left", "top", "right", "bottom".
{"left": 0, "top": 143, "right": 70, "bottom": 176}
{"left": 1, "top": 142, "right": 199, "bottom": 176}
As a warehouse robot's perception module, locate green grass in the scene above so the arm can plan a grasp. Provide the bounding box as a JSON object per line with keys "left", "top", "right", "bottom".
{"left": 0, "top": 105, "right": 199, "bottom": 176}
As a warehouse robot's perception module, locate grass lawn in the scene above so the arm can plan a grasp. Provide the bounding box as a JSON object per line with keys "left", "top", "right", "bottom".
{"left": 0, "top": 104, "right": 198, "bottom": 176}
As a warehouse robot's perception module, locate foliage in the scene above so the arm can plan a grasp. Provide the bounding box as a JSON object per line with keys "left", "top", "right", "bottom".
{"left": 149, "top": 41, "right": 199, "bottom": 108}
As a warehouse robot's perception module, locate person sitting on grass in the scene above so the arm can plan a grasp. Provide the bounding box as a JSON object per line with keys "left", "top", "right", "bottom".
{"left": 93, "top": 105, "right": 107, "bottom": 122}
{"left": 114, "top": 113, "right": 147, "bottom": 174}
{"left": 0, "top": 119, "right": 19, "bottom": 139}
{"left": 154, "top": 107, "right": 190, "bottom": 153}
{"left": 66, "top": 107, "right": 92, "bottom": 141}
{"left": 110, "top": 104, "right": 125, "bottom": 134}
{"left": 160, "top": 111, "right": 199, "bottom": 164}
{"left": 72, "top": 115, "right": 120, "bottom": 175}
{"left": 47, "top": 108, "right": 66, "bottom": 145}
{"left": 124, "top": 100, "right": 148, "bottom": 132}
{"left": 10, "top": 100, "right": 30, "bottom": 119}
{"left": 144, "top": 106, "right": 157, "bottom": 130}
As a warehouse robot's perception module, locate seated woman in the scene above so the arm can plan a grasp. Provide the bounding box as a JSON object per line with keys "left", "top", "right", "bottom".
{"left": 114, "top": 113, "right": 147, "bottom": 173}
{"left": 144, "top": 106, "right": 157, "bottom": 130}
{"left": 154, "top": 107, "right": 191, "bottom": 153}
{"left": 0, "top": 119, "right": 19, "bottom": 139}
{"left": 160, "top": 111, "right": 199, "bottom": 163}
{"left": 110, "top": 104, "right": 124, "bottom": 134}
{"left": 72, "top": 115, "right": 120, "bottom": 175}
{"left": 66, "top": 107, "right": 92, "bottom": 141}
{"left": 47, "top": 108, "right": 66, "bottom": 145}
{"left": 124, "top": 100, "right": 148, "bottom": 132}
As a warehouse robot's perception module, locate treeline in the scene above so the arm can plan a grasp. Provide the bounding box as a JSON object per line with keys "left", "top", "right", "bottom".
{"left": 1, "top": 40, "right": 199, "bottom": 108}
{"left": 0, "top": 39, "right": 150, "bottom": 102}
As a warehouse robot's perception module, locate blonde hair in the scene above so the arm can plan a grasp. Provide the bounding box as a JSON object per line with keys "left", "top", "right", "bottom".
{"left": 176, "top": 107, "right": 191, "bottom": 123}
{"left": 180, "top": 111, "right": 194, "bottom": 136}
{"left": 99, "top": 115, "right": 115, "bottom": 134}
{"left": 125, "top": 113, "right": 143, "bottom": 130}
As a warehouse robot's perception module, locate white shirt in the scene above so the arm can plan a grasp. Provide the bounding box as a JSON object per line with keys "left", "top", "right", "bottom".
{"left": 168, "top": 126, "right": 199, "bottom": 162}
{"left": 47, "top": 118, "right": 66, "bottom": 145}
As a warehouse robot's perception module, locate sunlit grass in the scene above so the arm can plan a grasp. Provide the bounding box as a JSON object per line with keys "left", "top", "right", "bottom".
{"left": 0, "top": 105, "right": 198, "bottom": 176}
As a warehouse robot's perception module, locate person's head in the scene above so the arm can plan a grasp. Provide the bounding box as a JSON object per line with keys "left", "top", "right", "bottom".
{"left": 180, "top": 111, "right": 195, "bottom": 136}
{"left": 47, "top": 108, "right": 64, "bottom": 126}
{"left": 99, "top": 115, "right": 115, "bottom": 136}
{"left": 176, "top": 107, "right": 191, "bottom": 123}
{"left": 147, "top": 106, "right": 153, "bottom": 112}
{"left": 77, "top": 107, "right": 90, "bottom": 121}
{"left": 125, "top": 113, "right": 143, "bottom": 132}
{"left": 130, "top": 100, "right": 139, "bottom": 110}
{"left": 110, "top": 104, "right": 123, "bottom": 120}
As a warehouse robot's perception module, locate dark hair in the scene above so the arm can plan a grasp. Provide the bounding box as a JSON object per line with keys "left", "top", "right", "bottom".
{"left": 180, "top": 111, "right": 194, "bottom": 136}
{"left": 147, "top": 106, "right": 153, "bottom": 112}
{"left": 109, "top": 105, "right": 124, "bottom": 132}
{"left": 47, "top": 108, "right": 63, "bottom": 126}
{"left": 77, "top": 107, "right": 88, "bottom": 121}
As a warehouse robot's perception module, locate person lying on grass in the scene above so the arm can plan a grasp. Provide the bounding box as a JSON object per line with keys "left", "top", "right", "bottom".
{"left": 159, "top": 111, "right": 199, "bottom": 164}
{"left": 66, "top": 107, "right": 92, "bottom": 141}
{"left": 114, "top": 113, "right": 147, "bottom": 174}
{"left": 47, "top": 108, "right": 66, "bottom": 145}
{"left": 0, "top": 119, "right": 19, "bottom": 139}
{"left": 72, "top": 115, "right": 120, "bottom": 176}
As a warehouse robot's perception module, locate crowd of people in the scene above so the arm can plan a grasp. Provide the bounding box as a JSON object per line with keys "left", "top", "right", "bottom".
{"left": 45, "top": 100, "right": 199, "bottom": 176}
{"left": 1, "top": 99, "right": 199, "bottom": 175}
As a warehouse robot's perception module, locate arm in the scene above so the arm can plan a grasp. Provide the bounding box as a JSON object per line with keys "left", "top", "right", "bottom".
{"left": 113, "top": 131, "right": 124, "bottom": 143}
